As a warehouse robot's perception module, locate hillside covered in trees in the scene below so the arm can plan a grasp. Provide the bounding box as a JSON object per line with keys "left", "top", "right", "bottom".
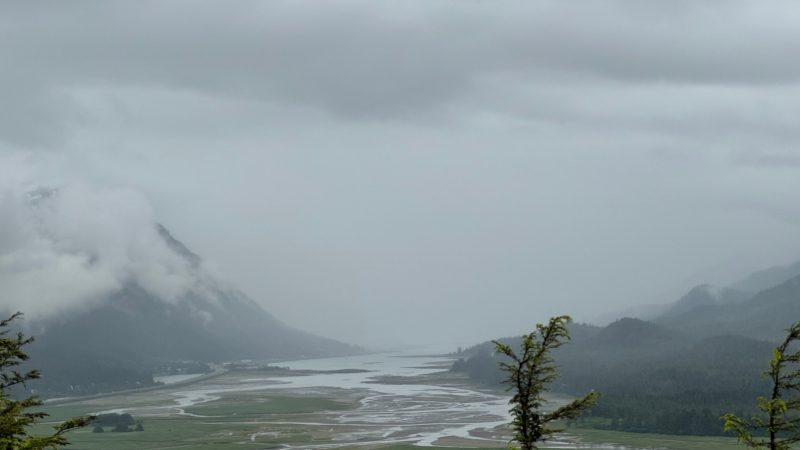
{"left": 452, "top": 263, "right": 800, "bottom": 436}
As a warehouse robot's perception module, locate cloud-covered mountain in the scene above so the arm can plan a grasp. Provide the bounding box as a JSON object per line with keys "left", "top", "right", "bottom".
{"left": 1, "top": 182, "right": 207, "bottom": 318}
{"left": 27, "top": 275, "right": 358, "bottom": 394}
{"left": 0, "top": 183, "right": 358, "bottom": 395}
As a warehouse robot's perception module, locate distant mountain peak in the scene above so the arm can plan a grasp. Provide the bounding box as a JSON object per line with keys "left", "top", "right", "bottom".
{"left": 594, "top": 317, "right": 675, "bottom": 348}
{"left": 657, "top": 283, "right": 749, "bottom": 320}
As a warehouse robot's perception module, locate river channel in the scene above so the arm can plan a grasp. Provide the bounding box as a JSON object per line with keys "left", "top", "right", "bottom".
{"left": 98, "top": 350, "right": 631, "bottom": 448}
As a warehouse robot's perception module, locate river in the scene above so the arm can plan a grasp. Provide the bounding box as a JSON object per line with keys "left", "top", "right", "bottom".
{"left": 98, "top": 350, "right": 632, "bottom": 448}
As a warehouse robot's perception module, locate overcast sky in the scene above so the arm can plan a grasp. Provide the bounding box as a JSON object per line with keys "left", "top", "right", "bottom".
{"left": 3, "top": 1, "right": 800, "bottom": 347}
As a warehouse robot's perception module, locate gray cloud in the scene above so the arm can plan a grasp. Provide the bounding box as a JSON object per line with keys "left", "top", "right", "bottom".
{"left": 2, "top": 1, "right": 800, "bottom": 346}
{"left": 733, "top": 151, "right": 800, "bottom": 168}
{"left": 4, "top": 1, "right": 800, "bottom": 146}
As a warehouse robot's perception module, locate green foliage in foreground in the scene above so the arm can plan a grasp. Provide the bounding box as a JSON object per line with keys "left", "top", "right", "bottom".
{"left": 724, "top": 321, "right": 800, "bottom": 449}
{"left": 0, "top": 313, "right": 92, "bottom": 449}
{"left": 494, "top": 315, "right": 599, "bottom": 450}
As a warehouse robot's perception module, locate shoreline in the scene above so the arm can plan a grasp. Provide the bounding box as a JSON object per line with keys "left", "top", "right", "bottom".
{"left": 43, "top": 367, "right": 229, "bottom": 406}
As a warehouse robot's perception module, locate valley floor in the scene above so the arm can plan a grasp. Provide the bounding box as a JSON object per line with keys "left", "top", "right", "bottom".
{"left": 33, "top": 352, "right": 747, "bottom": 450}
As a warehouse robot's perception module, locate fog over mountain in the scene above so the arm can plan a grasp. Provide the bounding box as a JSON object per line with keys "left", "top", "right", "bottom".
{"left": 1, "top": 179, "right": 357, "bottom": 393}
{"left": 0, "top": 178, "right": 225, "bottom": 319}
{"left": 3, "top": 1, "right": 800, "bottom": 347}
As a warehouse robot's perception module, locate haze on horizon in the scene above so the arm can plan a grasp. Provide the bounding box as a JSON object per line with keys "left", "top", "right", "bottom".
{"left": 2, "top": 1, "right": 800, "bottom": 348}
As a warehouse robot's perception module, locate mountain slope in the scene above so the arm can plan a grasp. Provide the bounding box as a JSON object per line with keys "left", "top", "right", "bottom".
{"left": 23, "top": 225, "right": 359, "bottom": 395}
{"left": 655, "top": 274, "right": 800, "bottom": 341}
{"left": 594, "top": 260, "right": 800, "bottom": 326}
{"left": 730, "top": 260, "right": 800, "bottom": 294}
{"left": 451, "top": 317, "right": 774, "bottom": 436}
{"left": 656, "top": 284, "right": 749, "bottom": 320}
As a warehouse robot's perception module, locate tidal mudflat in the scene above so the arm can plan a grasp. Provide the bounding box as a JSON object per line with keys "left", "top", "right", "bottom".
{"left": 36, "top": 351, "right": 741, "bottom": 449}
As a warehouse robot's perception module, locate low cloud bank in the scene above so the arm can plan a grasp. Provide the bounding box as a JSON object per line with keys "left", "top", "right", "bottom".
{"left": 0, "top": 164, "right": 203, "bottom": 318}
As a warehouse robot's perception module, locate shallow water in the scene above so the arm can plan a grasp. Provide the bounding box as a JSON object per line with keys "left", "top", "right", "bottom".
{"left": 153, "top": 373, "right": 207, "bottom": 384}
{"left": 98, "top": 350, "right": 637, "bottom": 448}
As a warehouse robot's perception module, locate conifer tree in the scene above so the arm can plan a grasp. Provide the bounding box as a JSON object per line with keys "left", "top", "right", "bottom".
{"left": 0, "top": 313, "right": 92, "bottom": 449}
{"left": 723, "top": 321, "right": 800, "bottom": 450}
{"left": 494, "top": 315, "right": 599, "bottom": 450}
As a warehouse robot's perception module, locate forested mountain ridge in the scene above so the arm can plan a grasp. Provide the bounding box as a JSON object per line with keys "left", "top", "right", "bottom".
{"left": 452, "top": 260, "right": 800, "bottom": 436}
{"left": 655, "top": 284, "right": 749, "bottom": 320}
{"left": 452, "top": 317, "right": 774, "bottom": 435}
{"left": 594, "top": 259, "right": 800, "bottom": 328}
{"left": 729, "top": 260, "right": 800, "bottom": 294}
{"left": 654, "top": 273, "right": 800, "bottom": 341}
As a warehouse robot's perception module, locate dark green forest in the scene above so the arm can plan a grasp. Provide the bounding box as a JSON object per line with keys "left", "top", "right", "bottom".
{"left": 452, "top": 320, "right": 773, "bottom": 435}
